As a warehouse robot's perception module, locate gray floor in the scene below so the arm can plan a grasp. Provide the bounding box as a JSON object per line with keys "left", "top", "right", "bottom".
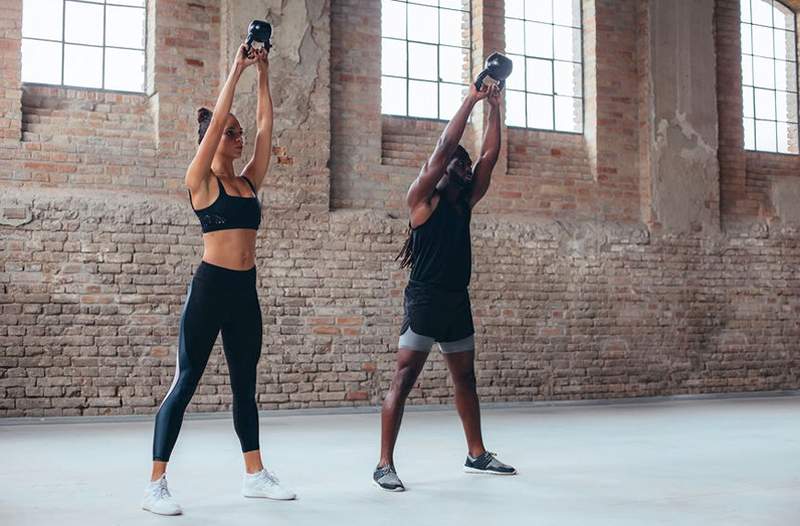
{"left": 1, "top": 396, "right": 798, "bottom": 526}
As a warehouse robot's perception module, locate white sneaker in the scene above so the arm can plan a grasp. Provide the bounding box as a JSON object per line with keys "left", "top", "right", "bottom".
{"left": 242, "top": 469, "right": 297, "bottom": 500}
{"left": 142, "top": 475, "right": 182, "bottom": 515}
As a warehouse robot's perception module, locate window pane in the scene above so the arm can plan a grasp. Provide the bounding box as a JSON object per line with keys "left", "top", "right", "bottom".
{"left": 525, "top": 21, "right": 552, "bottom": 58}
{"left": 776, "top": 90, "right": 798, "bottom": 122}
{"left": 439, "top": 83, "right": 465, "bottom": 119}
{"left": 744, "top": 118, "right": 756, "bottom": 149}
{"left": 412, "top": 0, "right": 438, "bottom": 6}
{"left": 527, "top": 93, "right": 553, "bottom": 129}
{"left": 553, "top": 26, "right": 581, "bottom": 62}
{"left": 104, "top": 47, "right": 144, "bottom": 91}
{"left": 755, "top": 87, "right": 777, "bottom": 119}
{"left": 64, "top": 1, "right": 104, "bottom": 46}
{"left": 506, "top": 54, "right": 525, "bottom": 90}
{"left": 753, "top": 56, "right": 775, "bottom": 88}
{"left": 506, "top": 0, "right": 524, "bottom": 19}
{"left": 506, "top": 18, "right": 525, "bottom": 55}
{"left": 756, "top": 119, "right": 777, "bottom": 151}
{"left": 554, "top": 61, "right": 581, "bottom": 97}
{"left": 553, "top": 0, "right": 581, "bottom": 27}
{"left": 743, "top": 86, "right": 755, "bottom": 117}
{"left": 752, "top": 25, "right": 774, "bottom": 58}
{"left": 526, "top": 57, "right": 552, "bottom": 93}
{"left": 382, "top": 0, "right": 406, "bottom": 40}
{"left": 106, "top": 5, "right": 146, "bottom": 49}
{"left": 742, "top": 54, "right": 753, "bottom": 85}
{"left": 741, "top": 23, "right": 752, "bottom": 54}
{"left": 22, "top": 0, "right": 63, "bottom": 40}
{"left": 773, "top": 1, "right": 795, "bottom": 31}
{"left": 439, "top": 8, "right": 465, "bottom": 47}
{"left": 741, "top": 0, "right": 751, "bottom": 22}
{"left": 777, "top": 121, "right": 799, "bottom": 153}
{"left": 439, "top": 0, "right": 466, "bottom": 9}
{"left": 439, "top": 45, "right": 466, "bottom": 83}
{"left": 21, "top": 39, "right": 62, "bottom": 84}
{"left": 407, "top": 4, "right": 438, "bottom": 44}
{"left": 773, "top": 29, "right": 794, "bottom": 62}
{"left": 751, "top": 0, "right": 773, "bottom": 26}
{"left": 382, "top": 76, "right": 407, "bottom": 115}
{"left": 409, "top": 80, "right": 438, "bottom": 118}
{"left": 382, "top": 38, "right": 406, "bottom": 77}
{"left": 110, "top": 0, "right": 146, "bottom": 6}
{"left": 505, "top": 90, "right": 526, "bottom": 127}
{"left": 525, "top": 0, "right": 552, "bottom": 23}
{"left": 775, "top": 60, "right": 797, "bottom": 92}
{"left": 555, "top": 96, "right": 582, "bottom": 133}
{"left": 64, "top": 44, "right": 103, "bottom": 88}
{"left": 409, "top": 42, "right": 437, "bottom": 80}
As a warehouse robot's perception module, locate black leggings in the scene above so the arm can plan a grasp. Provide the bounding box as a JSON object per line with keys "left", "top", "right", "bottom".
{"left": 152, "top": 261, "right": 262, "bottom": 461}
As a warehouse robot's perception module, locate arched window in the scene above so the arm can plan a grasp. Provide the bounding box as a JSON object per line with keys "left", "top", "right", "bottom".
{"left": 21, "top": 0, "right": 146, "bottom": 92}
{"left": 381, "top": 0, "right": 471, "bottom": 120}
{"left": 504, "top": 0, "right": 583, "bottom": 133}
{"left": 741, "top": 0, "right": 799, "bottom": 153}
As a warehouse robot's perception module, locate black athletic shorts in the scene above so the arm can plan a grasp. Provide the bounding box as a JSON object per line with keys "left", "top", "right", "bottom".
{"left": 399, "top": 280, "right": 475, "bottom": 352}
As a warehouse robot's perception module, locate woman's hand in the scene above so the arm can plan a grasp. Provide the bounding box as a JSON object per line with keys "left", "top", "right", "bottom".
{"left": 255, "top": 47, "right": 269, "bottom": 75}
{"left": 233, "top": 43, "right": 258, "bottom": 72}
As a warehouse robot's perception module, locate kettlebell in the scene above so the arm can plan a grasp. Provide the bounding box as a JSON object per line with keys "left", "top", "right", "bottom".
{"left": 246, "top": 19, "right": 272, "bottom": 52}
{"left": 474, "top": 52, "right": 513, "bottom": 91}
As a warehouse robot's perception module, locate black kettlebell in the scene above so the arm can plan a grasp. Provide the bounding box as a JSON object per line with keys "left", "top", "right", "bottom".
{"left": 246, "top": 19, "right": 272, "bottom": 52}
{"left": 474, "top": 52, "right": 513, "bottom": 91}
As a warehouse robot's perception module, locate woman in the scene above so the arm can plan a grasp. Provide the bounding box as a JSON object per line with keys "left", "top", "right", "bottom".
{"left": 142, "top": 43, "right": 294, "bottom": 516}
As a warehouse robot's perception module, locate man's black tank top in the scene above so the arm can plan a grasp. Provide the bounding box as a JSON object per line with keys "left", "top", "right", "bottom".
{"left": 409, "top": 194, "right": 472, "bottom": 290}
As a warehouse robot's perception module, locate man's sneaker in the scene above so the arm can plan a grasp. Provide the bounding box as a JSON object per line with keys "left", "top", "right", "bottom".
{"left": 141, "top": 475, "right": 182, "bottom": 515}
{"left": 242, "top": 469, "right": 297, "bottom": 500}
{"left": 464, "top": 451, "right": 517, "bottom": 475}
{"left": 373, "top": 464, "right": 405, "bottom": 492}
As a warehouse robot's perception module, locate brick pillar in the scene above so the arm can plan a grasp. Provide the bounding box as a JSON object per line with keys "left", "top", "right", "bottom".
{"left": 641, "top": 0, "right": 720, "bottom": 234}
{"left": 149, "top": 0, "right": 222, "bottom": 192}
{"left": 473, "top": 0, "right": 508, "bottom": 177}
{"left": 0, "top": 0, "right": 22, "bottom": 147}
{"left": 716, "top": 0, "right": 749, "bottom": 219}
{"left": 330, "top": 0, "right": 382, "bottom": 210}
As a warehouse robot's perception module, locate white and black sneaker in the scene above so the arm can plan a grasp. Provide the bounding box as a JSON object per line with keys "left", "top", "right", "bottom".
{"left": 464, "top": 451, "right": 517, "bottom": 475}
{"left": 373, "top": 464, "right": 405, "bottom": 492}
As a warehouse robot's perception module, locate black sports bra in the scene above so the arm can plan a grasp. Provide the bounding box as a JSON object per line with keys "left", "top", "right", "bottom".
{"left": 189, "top": 176, "right": 261, "bottom": 233}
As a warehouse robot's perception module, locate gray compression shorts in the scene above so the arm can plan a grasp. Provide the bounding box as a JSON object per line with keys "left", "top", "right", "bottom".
{"left": 398, "top": 326, "right": 475, "bottom": 353}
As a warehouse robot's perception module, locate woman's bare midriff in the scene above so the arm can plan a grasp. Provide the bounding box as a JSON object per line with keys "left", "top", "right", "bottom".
{"left": 201, "top": 228, "right": 258, "bottom": 270}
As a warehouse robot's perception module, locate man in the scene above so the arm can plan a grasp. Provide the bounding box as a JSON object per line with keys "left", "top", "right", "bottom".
{"left": 374, "top": 82, "right": 517, "bottom": 492}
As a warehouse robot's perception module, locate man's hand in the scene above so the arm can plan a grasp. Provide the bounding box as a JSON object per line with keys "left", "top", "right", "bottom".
{"left": 468, "top": 82, "right": 491, "bottom": 103}
{"left": 485, "top": 84, "right": 501, "bottom": 108}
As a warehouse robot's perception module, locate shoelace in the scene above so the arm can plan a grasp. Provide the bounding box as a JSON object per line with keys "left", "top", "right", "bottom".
{"left": 377, "top": 465, "right": 395, "bottom": 478}
{"left": 152, "top": 482, "right": 171, "bottom": 500}
{"left": 259, "top": 469, "right": 280, "bottom": 485}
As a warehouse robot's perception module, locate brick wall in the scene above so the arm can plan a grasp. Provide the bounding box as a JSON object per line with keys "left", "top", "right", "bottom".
{"left": 1, "top": 0, "right": 800, "bottom": 417}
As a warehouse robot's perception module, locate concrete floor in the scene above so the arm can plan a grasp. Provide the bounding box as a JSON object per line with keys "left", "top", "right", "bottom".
{"left": 0, "top": 396, "right": 798, "bottom": 526}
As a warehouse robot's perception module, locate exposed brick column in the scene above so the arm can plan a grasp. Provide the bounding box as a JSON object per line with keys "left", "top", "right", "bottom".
{"left": 584, "top": 0, "right": 642, "bottom": 222}
{"left": 0, "top": 0, "right": 22, "bottom": 147}
{"left": 715, "top": 0, "right": 748, "bottom": 219}
{"left": 474, "top": 0, "right": 508, "bottom": 177}
{"left": 149, "top": 0, "right": 222, "bottom": 192}
{"left": 330, "top": 0, "right": 382, "bottom": 210}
